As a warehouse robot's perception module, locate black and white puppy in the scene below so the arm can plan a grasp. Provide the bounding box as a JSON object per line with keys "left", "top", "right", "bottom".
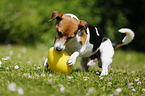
{"left": 44, "top": 11, "right": 135, "bottom": 76}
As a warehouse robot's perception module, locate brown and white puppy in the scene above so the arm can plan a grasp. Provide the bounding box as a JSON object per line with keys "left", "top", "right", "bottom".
{"left": 44, "top": 11, "right": 135, "bottom": 76}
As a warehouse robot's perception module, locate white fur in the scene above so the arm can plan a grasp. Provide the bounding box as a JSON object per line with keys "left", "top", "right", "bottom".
{"left": 95, "top": 27, "right": 100, "bottom": 36}
{"left": 99, "top": 39, "right": 114, "bottom": 76}
{"left": 119, "top": 28, "right": 135, "bottom": 45}
{"left": 66, "top": 26, "right": 114, "bottom": 76}
{"left": 65, "top": 28, "right": 94, "bottom": 66}
{"left": 54, "top": 37, "right": 66, "bottom": 50}
{"left": 65, "top": 14, "right": 79, "bottom": 20}
{"left": 65, "top": 28, "right": 93, "bottom": 57}
{"left": 46, "top": 13, "right": 135, "bottom": 76}
{"left": 44, "top": 58, "right": 48, "bottom": 68}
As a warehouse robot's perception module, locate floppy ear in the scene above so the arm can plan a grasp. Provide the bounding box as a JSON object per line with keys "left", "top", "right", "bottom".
{"left": 79, "top": 20, "right": 88, "bottom": 29}
{"left": 49, "top": 11, "right": 63, "bottom": 22}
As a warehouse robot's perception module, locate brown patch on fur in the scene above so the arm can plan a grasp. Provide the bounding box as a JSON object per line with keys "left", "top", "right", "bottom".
{"left": 49, "top": 11, "right": 63, "bottom": 22}
{"left": 80, "top": 29, "right": 87, "bottom": 45}
{"left": 56, "top": 15, "right": 80, "bottom": 37}
{"left": 54, "top": 14, "right": 80, "bottom": 44}
{"left": 78, "top": 20, "right": 88, "bottom": 45}
{"left": 50, "top": 11, "right": 89, "bottom": 45}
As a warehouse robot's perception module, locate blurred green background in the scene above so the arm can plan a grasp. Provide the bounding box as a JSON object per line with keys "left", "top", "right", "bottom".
{"left": 0, "top": 0, "right": 145, "bottom": 51}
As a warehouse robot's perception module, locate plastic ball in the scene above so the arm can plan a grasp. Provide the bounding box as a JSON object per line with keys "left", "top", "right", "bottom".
{"left": 48, "top": 47, "right": 73, "bottom": 74}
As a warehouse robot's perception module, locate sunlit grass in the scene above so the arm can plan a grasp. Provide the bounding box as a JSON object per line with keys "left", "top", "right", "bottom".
{"left": 0, "top": 45, "right": 145, "bottom": 96}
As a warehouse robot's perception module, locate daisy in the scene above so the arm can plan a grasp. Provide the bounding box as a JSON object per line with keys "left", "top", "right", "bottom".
{"left": 0, "top": 60, "right": 2, "bottom": 64}
{"left": 22, "top": 48, "right": 27, "bottom": 53}
{"left": 88, "top": 87, "right": 95, "bottom": 93}
{"left": 6, "top": 67, "right": 9, "bottom": 70}
{"left": 96, "top": 72, "right": 99, "bottom": 74}
{"left": 108, "top": 82, "right": 112, "bottom": 86}
{"left": 18, "top": 87, "right": 24, "bottom": 95}
{"left": 116, "top": 88, "right": 122, "bottom": 93}
{"left": 142, "top": 89, "right": 145, "bottom": 91}
{"left": 58, "top": 84, "right": 65, "bottom": 93}
{"left": 137, "top": 81, "right": 141, "bottom": 85}
{"left": 37, "top": 66, "right": 41, "bottom": 69}
{"left": 7, "top": 82, "right": 17, "bottom": 91}
{"left": 135, "top": 78, "right": 140, "bottom": 82}
{"left": 67, "top": 76, "right": 73, "bottom": 79}
{"left": 9, "top": 50, "right": 14, "bottom": 56}
{"left": 132, "top": 71, "right": 135, "bottom": 74}
{"left": 34, "top": 74, "right": 39, "bottom": 77}
{"left": 132, "top": 89, "right": 136, "bottom": 91}
{"left": 41, "top": 73, "right": 45, "bottom": 77}
{"left": 0, "top": 61, "right": 2, "bottom": 67}
{"left": 49, "top": 74, "right": 53, "bottom": 77}
{"left": 14, "top": 65, "right": 19, "bottom": 69}
{"left": 128, "top": 82, "right": 133, "bottom": 86}
{"left": 28, "top": 75, "right": 32, "bottom": 79}
{"left": 99, "top": 76, "right": 104, "bottom": 79}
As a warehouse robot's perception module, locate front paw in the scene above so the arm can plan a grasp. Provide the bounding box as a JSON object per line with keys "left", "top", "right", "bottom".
{"left": 67, "top": 51, "right": 79, "bottom": 66}
{"left": 44, "top": 58, "right": 48, "bottom": 68}
{"left": 67, "top": 56, "right": 76, "bottom": 66}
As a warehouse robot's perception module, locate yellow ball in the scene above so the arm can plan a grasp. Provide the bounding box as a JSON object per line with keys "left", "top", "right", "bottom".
{"left": 48, "top": 47, "right": 73, "bottom": 74}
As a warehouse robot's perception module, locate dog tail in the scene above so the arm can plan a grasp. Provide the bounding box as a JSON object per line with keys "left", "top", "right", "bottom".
{"left": 112, "top": 28, "right": 135, "bottom": 49}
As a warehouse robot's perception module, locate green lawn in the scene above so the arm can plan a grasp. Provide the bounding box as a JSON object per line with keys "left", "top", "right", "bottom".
{"left": 0, "top": 45, "right": 145, "bottom": 96}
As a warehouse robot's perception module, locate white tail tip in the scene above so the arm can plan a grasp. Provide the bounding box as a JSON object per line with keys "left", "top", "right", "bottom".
{"left": 119, "top": 28, "right": 135, "bottom": 45}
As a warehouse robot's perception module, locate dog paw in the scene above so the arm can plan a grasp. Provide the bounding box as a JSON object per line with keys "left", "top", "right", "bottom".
{"left": 87, "top": 59, "right": 98, "bottom": 66}
{"left": 67, "top": 56, "right": 77, "bottom": 66}
{"left": 100, "top": 72, "right": 108, "bottom": 76}
{"left": 44, "top": 58, "right": 48, "bottom": 68}
{"left": 100, "top": 69, "right": 108, "bottom": 76}
{"left": 67, "top": 51, "right": 79, "bottom": 66}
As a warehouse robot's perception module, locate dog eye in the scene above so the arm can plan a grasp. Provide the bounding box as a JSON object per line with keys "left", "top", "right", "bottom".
{"left": 67, "top": 36, "right": 73, "bottom": 40}
{"left": 57, "top": 30, "right": 63, "bottom": 37}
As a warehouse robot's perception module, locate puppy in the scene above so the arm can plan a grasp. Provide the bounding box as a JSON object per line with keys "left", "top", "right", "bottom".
{"left": 44, "top": 11, "right": 135, "bottom": 76}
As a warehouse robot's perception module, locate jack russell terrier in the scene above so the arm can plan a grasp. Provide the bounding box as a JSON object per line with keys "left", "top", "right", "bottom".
{"left": 44, "top": 11, "right": 135, "bottom": 76}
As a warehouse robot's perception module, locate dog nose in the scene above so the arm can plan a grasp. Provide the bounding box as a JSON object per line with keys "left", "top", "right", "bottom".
{"left": 55, "top": 47, "right": 62, "bottom": 51}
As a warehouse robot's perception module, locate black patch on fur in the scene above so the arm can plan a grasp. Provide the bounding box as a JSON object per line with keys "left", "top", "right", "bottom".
{"left": 88, "top": 24, "right": 106, "bottom": 51}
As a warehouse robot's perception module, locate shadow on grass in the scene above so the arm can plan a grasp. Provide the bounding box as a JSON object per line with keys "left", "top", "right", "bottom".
{"left": 44, "top": 67, "right": 102, "bottom": 76}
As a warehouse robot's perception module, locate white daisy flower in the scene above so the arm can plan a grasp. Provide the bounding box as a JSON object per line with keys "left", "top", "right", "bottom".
{"left": 14, "top": 65, "right": 19, "bottom": 69}
{"left": 6, "top": 56, "right": 10, "bottom": 60}
{"left": 88, "top": 87, "right": 95, "bottom": 93}
{"left": 0, "top": 60, "right": 2, "bottom": 64}
{"left": 22, "top": 48, "right": 27, "bottom": 53}
{"left": 132, "top": 89, "right": 136, "bottom": 91}
{"left": 18, "top": 87, "right": 24, "bottom": 95}
{"left": 116, "top": 88, "right": 122, "bottom": 93}
{"left": 58, "top": 84, "right": 65, "bottom": 93}
{"left": 9, "top": 50, "right": 14, "bottom": 56}
{"left": 7, "top": 82, "right": 17, "bottom": 91}
{"left": 0, "top": 61, "right": 2, "bottom": 67}
{"left": 67, "top": 76, "right": 73, "bottom": 79}
{"left": 41, "top": 73, "right": 45, "bottom": 77}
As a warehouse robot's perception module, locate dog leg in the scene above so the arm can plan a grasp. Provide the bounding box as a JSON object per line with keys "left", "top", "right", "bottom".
{"left": 87, "top": 58, "right": 98, "bottom": 66}
{"left": 81, "top": 57, "right": 89, "bottom": 71}
{"left": 44, "top": 58, "right": 48, "bottom": 68}
{"left": 100, "top": 58, "right": 112, "bottom": 76}
{"left": 99, "top": 39, "right": 114, "bottom": 76}
{"left": 68, "top": 51, "right": 79, "bottom": 66}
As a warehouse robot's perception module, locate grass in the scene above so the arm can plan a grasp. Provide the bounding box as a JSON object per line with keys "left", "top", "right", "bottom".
{"left": 0, "top": 44, "right": 145, "bottom": 96}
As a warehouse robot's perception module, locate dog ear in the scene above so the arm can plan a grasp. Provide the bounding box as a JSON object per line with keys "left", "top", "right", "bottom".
{"left": 49, "top": 11, "right": 63, "bottom": 22}
{"left": 79, "top": 20, "right": 88, "bottom": 29}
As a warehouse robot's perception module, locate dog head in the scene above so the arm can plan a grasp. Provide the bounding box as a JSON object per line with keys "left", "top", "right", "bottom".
{"left": 49, "top": 11, "right": 88, "bottom": 51}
